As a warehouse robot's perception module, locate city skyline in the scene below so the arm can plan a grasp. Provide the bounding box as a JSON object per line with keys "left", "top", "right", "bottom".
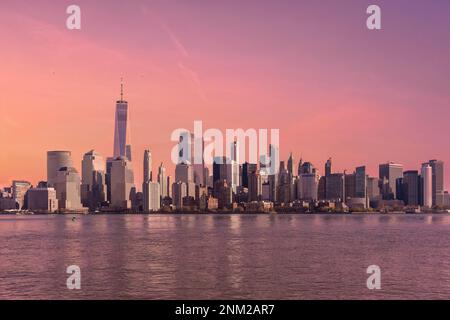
{"left": 1, "top": 0, "right": 450, "bottom": 189}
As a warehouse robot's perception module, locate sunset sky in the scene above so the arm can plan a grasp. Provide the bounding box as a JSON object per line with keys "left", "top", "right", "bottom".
{"left": 1, "top": 0, "right": 449, "bottom": 190}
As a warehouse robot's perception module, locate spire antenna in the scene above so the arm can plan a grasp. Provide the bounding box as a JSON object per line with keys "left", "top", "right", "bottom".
{"left": 120, "top": 77, "right": 124, "bottom": 101}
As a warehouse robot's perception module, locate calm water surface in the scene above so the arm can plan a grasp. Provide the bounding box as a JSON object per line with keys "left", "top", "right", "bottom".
{"left": 1, "top": 214, "right": 450, "bottom": 300}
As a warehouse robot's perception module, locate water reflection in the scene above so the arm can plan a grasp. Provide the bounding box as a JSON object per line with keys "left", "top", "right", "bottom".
{"left": 1, "top": 214, "right": 450, "bottom": 299}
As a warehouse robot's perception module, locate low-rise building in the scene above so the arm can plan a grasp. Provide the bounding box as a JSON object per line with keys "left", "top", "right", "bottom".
{"left": 27, "top": 188, "right": 58, "bottom": 213}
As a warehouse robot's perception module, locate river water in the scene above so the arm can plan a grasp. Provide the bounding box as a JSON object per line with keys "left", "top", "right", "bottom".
{"left": 1, "top": 214, "right": 449, "bottom": 299}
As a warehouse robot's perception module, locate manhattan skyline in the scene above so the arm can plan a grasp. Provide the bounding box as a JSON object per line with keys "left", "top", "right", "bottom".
{"left": 1, "top": 0, "right": 450, "bottom": 189}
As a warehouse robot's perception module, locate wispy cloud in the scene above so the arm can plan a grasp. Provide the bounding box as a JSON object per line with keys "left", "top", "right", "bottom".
{"left": 139, "top": 6, "right": 206, "bottom": 102}
{"left": 161, "top": 23, "right": 189, "bottom": 58}
{"left": 178, "top": 62, "right": 208, "bottom": 103}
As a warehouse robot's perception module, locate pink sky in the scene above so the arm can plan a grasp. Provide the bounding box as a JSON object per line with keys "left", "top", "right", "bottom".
{"left": 1, "top": 0, "right": 449, "bottom": 190}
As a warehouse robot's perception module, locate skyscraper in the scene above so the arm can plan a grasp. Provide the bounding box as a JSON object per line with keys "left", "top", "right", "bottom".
{"left": 421, "top": 164, "right": 432, "bottom": 208}
{"left": 242, "top": 162, "right": 257, "bottom": 188}
{"left": 54, "top": 167, "right": 83, "bottom": 210}
{"left": 229, "top": 141, "right": 240, "bottom": 191}
{"left": 113, "top": 80, "right": 131, "bottom": 160}
{"left": 175, "top": 161, "right": 194, "bottom": 184}
{"left": 367, "top": 177, "right": 380, "bottom": 202}
{"left": 143, "top": 150, "right": 152, "bottom": 182}
{"left": 297, "top": 173, "right": 318, "bottom": 201}
{"left": 110, "top": 156, "right": 135, "bottom": 210}
{"left": 325, "top": 173, "right": 345, "bottom": 201}
{"left": 230, "top": 140, "right": 239, "bottom": 164}
{"left": 379, "top": 162, "right": 404, "bottom": 200}
{"left": 214, "top": 180, "right": 232, "bottom": 209}
{"left": 47, "top": 151, "right": 73, "bottom": 187}
{"left": 81, "top": 150, "right": 107, "bottom": 210}
{"left": 193, "top": 136, "right": 205, "bottom": 186}
{"left": 297, "top": 158, "right": 303, "bottom": 176}
{"left": 248, "top": 170, "right": 262, "bottom": 202}
{"left": 299, "top": 162, "right": 315, "bottom": 175}
{"left": 268, "top": 144, "right": 279, "bottom": 202}
{"left": 325, "top": 158, "right": 332, "bottom": 177}
{"left": 213, "top": 157, "right": 229, "bottom": 184}
{"left": 146, "top": 182, "right": 161, "bottom": 212}
{"left": 172, "top": 181, "right": 187, "bottom": 209}
{"left": 355, "top": 166, "right": 367, "bottom": 199}
{"left": 318, "top": 176, "right": 326, "bottom": 200}
{"left": 142, "top": 150, "right": 152, "bottom": 212}
{"left": 106, "top": 157, "right": 114, "bottom": 203}
{"left": 344, "top": 172, "right": 356, "bottom": 199}
{"left": 157, "top": 163, "right": 168, "bottom": 199}
{"left": 269, "top": 144, "right": 280, "bottom": 176}
{"left": 402, "top": 170, "right": 419, "bottom": 206}
{"left": 287, "top": 152, "right": 295, "bottom": 177}
{"left": 428, "top": 160, "right": 444, "bottom": 206}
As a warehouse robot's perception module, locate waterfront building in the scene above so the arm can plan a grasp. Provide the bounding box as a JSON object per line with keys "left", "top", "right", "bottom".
{"left": 318, "top": 176, "right": 326, "bottom": 200}
{"left": 325, "top": 173, "right": 345, "bottom": 201}
{"left": 214, "top": 180, "right": 232, "bottom": 209}
{"left": 402, "top": 170, "right": 420, "bottom": 206}
{"left": 248, "top": 170, "right": 262, "bottom": 202}
{"left": 346, "top": 197, "right": 367, "bottom": 211}
{"left": 0, "top": 195, "right": 16, "bottom": 210}
{"left": 421, "top": 164, "right": 432, "bottom": 208}
{"left": 187, "top": 181, "right": 196, "bottom": 199}
{"left": 213, "top": 157, "right": 228, "bottom": 184}
{"left": 344, "top": 172, "right": 356, "bottom": 199}
{"left": 27, "top": 187, "right": 58, "bottom": 213}
{"left": 47, "top": 151, "right": 73, "bottom": 187}
{"left": 325, "top": 158, "right": 332, "bottom": 177}
{"left": 175, "top": 161, "right": 194, "bottom": 184}
{"left": 287, "top": 152, "right": 295, "bottom": 177}
{"left": 12, "top": 180, "right": 31, "bottom": 210}
{"left": 172, "top": 181, "right": 187, "bottom": 209}
{"left": 355, "top": 166, "right": 367, "bottom": 199}
{"left": 81, "top": 150, "right": 107, "bottom": 210}
{"left": 268, "top": 174, "right": 278, "bottom": 203}
{"left": 105, "top": 157, "right": 114, "bottom": 204}
{"left": 157, "top": 163, "right": 168, "bottom": 199}
{"left": 110, "top": 156, "right": 135, "bottom": 210}
{"left": 226, "top": 160, "right": 240, "bottom": 193}
{"left": 427, "top": 160, "right": 444, "bottom": 206}
{"left": 262, "top": 181, "right": 271, "bottom": 201}
{"left": 54, "top": 167, "right": 83, "bottom": 210}
{"left": 242, "top": 162, "right": 257, "bottom": 188}
{"left": 193, "top": 136, "right": 205, "bottom": 186}
{"left": 299, "top": 162, "right": 315, "bottom": 175}
{"left": 203, "top": 167, "right": 211, "bottom": 188}
{"left": 207, "top": 197, "right": 219, "bottom": 210}
{"left": 367, "top": 177, "right": 381, "bottom": 202}
{"left": 379, "top": 162, "right": 404, "bottom": 200}
{"left": 142, "top": 150, "right": 152, "bottom": 212}
{"left": 297, "top": 173, "right": 318, "bottom": 201}
{"left": 145, "top": 182, "right": 160, "bottom": 212}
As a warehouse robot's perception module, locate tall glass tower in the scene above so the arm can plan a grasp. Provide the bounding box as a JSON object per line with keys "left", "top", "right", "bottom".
{"left": 113, "top": 79, "right": 130, "bottom": 160}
